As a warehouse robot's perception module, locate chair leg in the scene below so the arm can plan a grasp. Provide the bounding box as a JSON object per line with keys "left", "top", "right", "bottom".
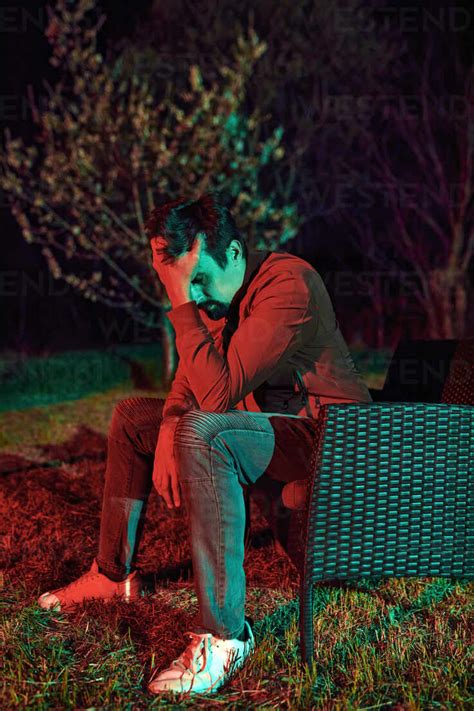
{"left": 299, "top": 575, "right": 314, "bottom": 666}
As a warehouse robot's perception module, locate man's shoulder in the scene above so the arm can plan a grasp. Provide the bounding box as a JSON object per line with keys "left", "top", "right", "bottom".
{"left": 264, "top": 250, "right": 316, "bottom": 273}
{"left": 254, "top": 250, "right": 321, "bottom": 292}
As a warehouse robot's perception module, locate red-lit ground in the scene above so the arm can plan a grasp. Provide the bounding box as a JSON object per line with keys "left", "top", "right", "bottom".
{"left": 1, "top": 422, "right": 300, "bottom": 595}
{"left": 1, "top": 394, "right": 471, "bottom": 707}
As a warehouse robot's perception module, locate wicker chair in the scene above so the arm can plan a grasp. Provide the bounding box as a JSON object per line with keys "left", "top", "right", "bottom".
{"left": 246, "top": 337, "right": 474, "bottom": 665}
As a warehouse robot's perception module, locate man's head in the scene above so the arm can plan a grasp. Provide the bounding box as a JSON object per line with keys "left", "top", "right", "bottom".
{"left": 145, "top": 192, "right": 248, "bottom": 320}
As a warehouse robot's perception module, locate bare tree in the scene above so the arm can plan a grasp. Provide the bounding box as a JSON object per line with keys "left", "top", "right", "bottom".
{"left": 340, "top": 33, "right": 473, "bottom": 341}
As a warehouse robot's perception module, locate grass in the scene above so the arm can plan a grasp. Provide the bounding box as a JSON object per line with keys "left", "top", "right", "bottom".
{"left": 0, "top": 344, "right": 164, "bottom": 412}
{"left": 0, "top": 384, "right": 168, "bottom": 456}
{"left": 1, "top": 369, "right": 472, "bottom": 708}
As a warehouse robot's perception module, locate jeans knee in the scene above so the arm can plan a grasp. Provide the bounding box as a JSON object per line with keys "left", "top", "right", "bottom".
{"left": 174, "top": 410, "right": 228, "bottom": 449}
{"left": 109, "top": 398, "right": 140, "bottom": 441}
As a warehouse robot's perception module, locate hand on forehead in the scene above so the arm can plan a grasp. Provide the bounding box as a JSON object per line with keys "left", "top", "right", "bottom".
{"left": 150, "top": 232, "right": 205, "bottom": 281}
{"left": 150, "top": 235, "right": 168, "bottom": 252}
{"left": 151, "top": 233, "right": 205, "bottom": 253}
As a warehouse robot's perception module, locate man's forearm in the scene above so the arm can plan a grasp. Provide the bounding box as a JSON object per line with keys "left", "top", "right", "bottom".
{"left": 168, "top": 286, "right": 193, "bottom": 310}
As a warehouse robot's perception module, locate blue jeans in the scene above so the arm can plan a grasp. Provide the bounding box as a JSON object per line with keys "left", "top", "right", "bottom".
{"left": 96, "top": 398, "right": 318, "bottom": 640}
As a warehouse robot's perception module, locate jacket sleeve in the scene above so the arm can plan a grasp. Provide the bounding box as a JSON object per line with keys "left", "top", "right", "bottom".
{"left": 161, "top": 355, "right": 199, "bottom": 420}
{"left": 166, "top": 269, "right": 318, "bottom": 413}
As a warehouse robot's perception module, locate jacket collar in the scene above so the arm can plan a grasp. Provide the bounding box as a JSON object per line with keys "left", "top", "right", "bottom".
{"left": 228, "top": 248, "right": 271, "bottom": 313}
{"left": 221, "top": 248, "right": 271, "bottom": 352}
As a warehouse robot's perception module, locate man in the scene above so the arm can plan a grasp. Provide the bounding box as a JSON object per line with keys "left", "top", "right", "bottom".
{"left": 37, "top": 192, "right": 372, "bottom": 695}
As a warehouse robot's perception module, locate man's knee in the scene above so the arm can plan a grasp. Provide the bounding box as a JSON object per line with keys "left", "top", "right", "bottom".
{"left": 174, "top": 409, "right": 232, "bottom": 449}
{"left": 174, "top": 410, "right": 241, "bottom": 485}
{"left": 109, "top": 398, "right": 137, "bottom": 441}
{"left": 109, "top": 397, "right": 163, "bottom": 442}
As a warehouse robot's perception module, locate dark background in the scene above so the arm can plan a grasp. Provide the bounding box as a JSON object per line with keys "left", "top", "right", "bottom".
{"left": 1, "top": 0, "right": 473, "bottom": 354}
{"left": 1, "top": 0, "right": 153, "bottom": 353}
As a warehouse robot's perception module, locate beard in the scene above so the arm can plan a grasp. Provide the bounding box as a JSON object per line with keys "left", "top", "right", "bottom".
{"left": 199, "top": 301, "right": 229, "bottom": 320}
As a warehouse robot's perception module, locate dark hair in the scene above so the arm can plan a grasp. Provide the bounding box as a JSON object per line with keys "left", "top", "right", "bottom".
{"left": 144, "top": 191, "right": 248, "bottom": 269}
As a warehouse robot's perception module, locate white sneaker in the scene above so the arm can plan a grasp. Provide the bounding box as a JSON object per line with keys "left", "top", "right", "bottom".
{"left": 147, "top": 618, "right": 255, "bottom": 695}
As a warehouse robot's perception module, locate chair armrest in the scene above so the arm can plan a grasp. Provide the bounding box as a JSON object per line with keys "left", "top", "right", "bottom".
{"left": 302, "top": 402, "right": 474, "bottom": 582}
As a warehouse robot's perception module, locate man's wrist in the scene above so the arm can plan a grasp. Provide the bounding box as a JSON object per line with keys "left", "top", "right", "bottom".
{"left": 167, "top": 287, "right": 192, "bottom": 309}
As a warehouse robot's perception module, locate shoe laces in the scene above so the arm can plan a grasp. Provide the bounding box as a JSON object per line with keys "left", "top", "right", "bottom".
{"left": 172, "top": 632, "right": 215, "bottom": 675}
{"left": 172, "top": 630, "right": 247, "bottom": 678}
{"left": 61, "top": 571, "right": 100, "bottom": 591}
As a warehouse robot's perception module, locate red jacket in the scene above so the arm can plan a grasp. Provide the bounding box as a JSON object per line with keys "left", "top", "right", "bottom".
{"left": 162, "top": 248, "right": 372, "bottom": 422}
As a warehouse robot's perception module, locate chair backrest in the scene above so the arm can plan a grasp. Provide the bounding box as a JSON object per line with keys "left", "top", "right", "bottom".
{"left": 378, "top": 337, "right": 473, "bottom": 405}
{"left": 303, "top": 401, "right": 474, "bottom": 581}
{"left": 281, "top": 338, "right": 474, "bottom": 570}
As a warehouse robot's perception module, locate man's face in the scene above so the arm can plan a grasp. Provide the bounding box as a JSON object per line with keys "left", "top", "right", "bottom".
{"left": 188, "top": 237, "right": 246, "bottom": 320}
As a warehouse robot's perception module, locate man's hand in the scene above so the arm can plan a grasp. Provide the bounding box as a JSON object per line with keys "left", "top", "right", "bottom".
{"left": 153, "top": 418, "right": 182, "bottom": 509}
{"left": 150, "top": 233, "right": 204, "bottom": 305}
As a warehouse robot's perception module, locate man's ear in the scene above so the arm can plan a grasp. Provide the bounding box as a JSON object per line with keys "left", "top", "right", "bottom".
{"left": 228, "top": 239, "right": 243, "bottom": 263}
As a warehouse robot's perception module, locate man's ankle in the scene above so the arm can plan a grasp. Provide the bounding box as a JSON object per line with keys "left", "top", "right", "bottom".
{"left": 235, "top": 625, "right": 247, "bottom": 642}
{"left": 98, "top": 565, "right": 129, "bottom": 583}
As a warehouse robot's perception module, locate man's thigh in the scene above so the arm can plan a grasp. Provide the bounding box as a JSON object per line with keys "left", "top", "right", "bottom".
{"left": 175, "top": 408, "right": 319, "bottom": 486}
{"left": 235, "top": 410, "right": 319, "bottom": 484}
{"left": 111, "top": 396, "right": 166, "bottom": 455}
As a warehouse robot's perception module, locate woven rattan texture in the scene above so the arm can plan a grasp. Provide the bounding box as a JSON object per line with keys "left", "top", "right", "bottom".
{"left": 303, "top": 402, "right": 473, "bottom": 582}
